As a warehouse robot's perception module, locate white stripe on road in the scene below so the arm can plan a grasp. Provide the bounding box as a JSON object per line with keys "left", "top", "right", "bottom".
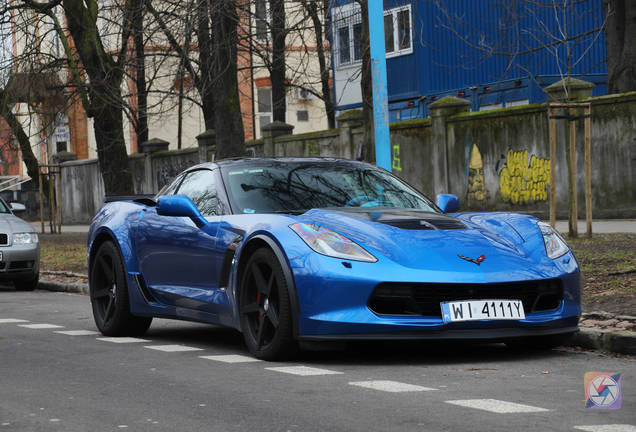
{"left": 18, "top": 324, "right": 64, "bottom": 329}
{"left": 349, "top": 380, "right": 437, "bottom": 393}
{"left": 0, "top": 319, "right": 29, "bottom": 324}
{"left": 199, "top": 355, "right": 261, "bottom": 363}
{"left": 265, "top": 366, "right": 343, "bottom": 376}
{"left": 97, "top": 337, "right": 150, "bottom": 343}
{"left": 445, "top": 399, "right": 550, "bottom": 413}
{"left": 55, "top": 330, "right": 100, "bottom": 336}
{"left": 144, "top": 345, "right": 204, "bottom": 352}
{"left": 574, "top": 426, "right": 636, "bottom": 432}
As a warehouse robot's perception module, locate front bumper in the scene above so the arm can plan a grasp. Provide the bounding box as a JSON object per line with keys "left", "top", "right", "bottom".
{"left": 291, "top": 250, "right": 581, "bottom": 339}
{"left": 0, "top": 243, "right": 40, "bottom": 281}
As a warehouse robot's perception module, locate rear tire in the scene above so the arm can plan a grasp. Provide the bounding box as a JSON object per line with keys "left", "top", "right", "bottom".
{"left": 90, "top": 241, "right": 152, "bottom": 336}
{"left": 505, "top": 333, "right": 574, "bottom": 351}
{"left": 14, "top": 273, "right": 39, "bottom": 291}
{"left": 239, "top": 247, "right": 296, "bottom": 360}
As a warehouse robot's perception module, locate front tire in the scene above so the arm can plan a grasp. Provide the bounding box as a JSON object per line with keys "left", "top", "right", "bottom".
{"left": 90, "top": 241, "right": 152, "bottom": 336}
{"left": 239, "top": 247, "right": 296, "bottom": 360}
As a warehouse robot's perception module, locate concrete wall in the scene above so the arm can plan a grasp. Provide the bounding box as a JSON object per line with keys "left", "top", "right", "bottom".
{"left": 58, "top": 91, "right": 636, "bottom": 223}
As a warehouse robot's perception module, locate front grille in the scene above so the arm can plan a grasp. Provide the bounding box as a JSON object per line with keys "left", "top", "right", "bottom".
{"left": 0, "top": 234, "right": 7, "bottom": 245}
{"left": 368, "top": 280, "right": 563, "bottom": 317}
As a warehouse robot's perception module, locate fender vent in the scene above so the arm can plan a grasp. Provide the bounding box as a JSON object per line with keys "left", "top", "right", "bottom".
{"left": 133, "top": 273, "right": 158, "bottom": 304}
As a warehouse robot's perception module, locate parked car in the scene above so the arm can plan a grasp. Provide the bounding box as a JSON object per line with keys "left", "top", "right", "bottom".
{"left": 87, "top": 158, "right": 580, "bottom": 359}
{"left": 0, "top": 198, "right": 40, "bottom": 290}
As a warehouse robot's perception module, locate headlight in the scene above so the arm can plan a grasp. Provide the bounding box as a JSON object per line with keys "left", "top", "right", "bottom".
{"left": 538, "top": 222, "right": 568, "bottom": 259}
{"left": 12, "top": 233, "right": 39, "bottom": 244}
{"left": 290, "top": 223, "right": 377, "bottom": 262}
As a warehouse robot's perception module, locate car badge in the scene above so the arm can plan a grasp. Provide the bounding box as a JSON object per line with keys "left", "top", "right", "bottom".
{"left": 458, "top": 254, "right": 486, "bottom": 266}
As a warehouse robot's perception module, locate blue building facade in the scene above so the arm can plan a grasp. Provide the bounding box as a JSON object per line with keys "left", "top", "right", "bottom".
{"left": 330, "top": 0, "right": 607, "bottom": 120}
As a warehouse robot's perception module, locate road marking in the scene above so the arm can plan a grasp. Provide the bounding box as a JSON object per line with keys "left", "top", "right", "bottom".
{"left": 265, "top": 366, "right": 343, "bottom": 376}
{"left": 144, "top": 345, "right": 204, "bottom": 352}
{"left": 55, "top": 330, "right": 100, "bottom": 336}
{"left": 0, "top": 318, "right": 29, "bottom": 324}
{"left": 574, "top": 426, "right": 636, "bottom": 432}
{"left": 96, "top": 337, "right": 150, "bottom": 343}
{"left": 445, "top": 399, "right": 550, "bottom": 413}
{"left": 199, "top": 354, "right": 261, "bottom": 363}
{"left": 349, "top": 380, "right": 437, "bottom": 392}
{"left": 18, "top": 324, "right": 64, "bottom": 329}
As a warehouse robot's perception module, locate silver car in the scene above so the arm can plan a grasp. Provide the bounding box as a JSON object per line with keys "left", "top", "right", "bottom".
{"left": 0, "top": 198, "right": 39, "bottom": 290}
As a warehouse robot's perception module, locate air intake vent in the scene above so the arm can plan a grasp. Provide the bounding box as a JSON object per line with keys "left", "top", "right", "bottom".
{"left": 379, "top": 218, "right": 466, "bottom": 230}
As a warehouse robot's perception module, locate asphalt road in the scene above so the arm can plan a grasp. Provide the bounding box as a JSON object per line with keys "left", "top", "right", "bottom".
{"left": 1, "top": 289, "right": 634, "bottom": 432}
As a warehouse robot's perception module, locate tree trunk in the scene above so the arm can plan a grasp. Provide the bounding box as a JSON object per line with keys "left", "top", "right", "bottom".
{"left": 62, "top": 0, "right": 133, "bottom": 195}
{"left": 358, "top": 0, "right": 374, "bottom": 163}
{"left": 270, "top": 0, "right": 286, "bottom": 122}
{"left": 212, "top": 0, "right": 245, "bottom": 159}
{"left": 132, "top": 0, "right": 148, "bottom": 146}
{"left": 604, "top": 0, "right": 636, "bottom": 93}
{"left": 196, "top": 0, "right": 216, "bottom": 130}
{"left": 305, "top": 0, "right": 335, "bottom": 128}
{"left": 0, "top": 90, "right": 49, "bottom": 195}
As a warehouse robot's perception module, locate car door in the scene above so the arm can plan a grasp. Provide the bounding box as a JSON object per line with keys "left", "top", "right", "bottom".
{"left": 135, "top": 169, "right": 225, "bottom": 315}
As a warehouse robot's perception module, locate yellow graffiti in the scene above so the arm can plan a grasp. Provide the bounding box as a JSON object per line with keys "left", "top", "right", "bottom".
{"left": 392, "top": 144, "right": 402, "bottom": 171}
{"left": 499, "top": 149, "right": 550, "bottom": 204}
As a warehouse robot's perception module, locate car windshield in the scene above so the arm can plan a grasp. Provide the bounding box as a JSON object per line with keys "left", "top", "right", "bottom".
{"left": 220, "top": 161, "right": 438, "bottom": 214}
{"left": 0, "top": 200, "right": 11, "bottom": 214}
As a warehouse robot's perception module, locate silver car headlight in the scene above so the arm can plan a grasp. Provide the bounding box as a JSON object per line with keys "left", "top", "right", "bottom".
{"left": 12, "top": 233, "right": 39, "bottom": 244}
{"left": 537, "top": 222, "right": 568, "bottom": 259}
{"left": 290, "top": 223, "right": 377, "bottom": 262}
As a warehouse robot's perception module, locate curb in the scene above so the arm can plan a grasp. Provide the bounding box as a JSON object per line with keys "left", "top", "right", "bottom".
{"left": 34, "top": 281, "right": 636, "bottom": 355}
{"left": 564, "top": 328, "right": 636, "bottom": 355}
{"left": 38, "top": 280, "right": 88, "bottom": 295}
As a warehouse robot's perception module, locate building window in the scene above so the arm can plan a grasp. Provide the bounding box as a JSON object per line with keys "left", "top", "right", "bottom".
{"left": 255, "top": 0, "right": 269, "bottom": 42}
{"left": 257, "top": 87, "right": 272, "bottom": 132}
{"left": 385, "top": 5, "right": 412, "bottom": 58}
{"left": 296, "top": 110, "right": 309, "bottom": 122}
{"left": 333, "top": 3, "right": 412, "bottom": 68}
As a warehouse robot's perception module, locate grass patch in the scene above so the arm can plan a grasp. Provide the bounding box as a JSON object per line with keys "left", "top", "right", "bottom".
{"left": 40, "top": 233, "right": 88, "bottom": 274}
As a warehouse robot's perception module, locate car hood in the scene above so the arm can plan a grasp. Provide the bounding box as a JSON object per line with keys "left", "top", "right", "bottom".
{"left": 297, "top": 208, "right": 553, "bottom": 277}
{"left": 0, "top": 213, "right": 35, "bottom": 234}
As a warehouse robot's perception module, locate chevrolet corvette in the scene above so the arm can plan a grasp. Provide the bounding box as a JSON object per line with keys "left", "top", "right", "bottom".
{"left": 87, "top": 158, "right": 580, "bottom": 359}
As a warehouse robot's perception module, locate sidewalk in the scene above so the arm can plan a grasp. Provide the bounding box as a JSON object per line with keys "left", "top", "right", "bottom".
{"left": 31, "top": 219, "right": 636, "bottom": 234}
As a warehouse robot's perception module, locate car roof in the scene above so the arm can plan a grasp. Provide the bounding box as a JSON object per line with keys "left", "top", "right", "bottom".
{"left": 186, "top": 157, "right": 372, "bottom": 172}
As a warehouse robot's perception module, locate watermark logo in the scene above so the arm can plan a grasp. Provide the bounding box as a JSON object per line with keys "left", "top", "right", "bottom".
{"left": 584, "top": 372, "right": 622, "bottom": 410}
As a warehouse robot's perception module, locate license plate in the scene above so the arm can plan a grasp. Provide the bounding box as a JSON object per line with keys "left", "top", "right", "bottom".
{"left": 441, "top": 299, "right": 525, "bottom": 323}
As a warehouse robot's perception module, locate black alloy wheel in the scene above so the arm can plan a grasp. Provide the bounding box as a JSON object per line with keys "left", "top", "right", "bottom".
{"left": 239, "top": 247, "right": 296, "bottom": 360}
{"left": 90, "top": 241, "right": 152, "bottom": 336}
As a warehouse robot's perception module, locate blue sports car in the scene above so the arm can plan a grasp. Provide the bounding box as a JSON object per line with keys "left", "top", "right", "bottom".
{"left": 88, "top": 158, "right": 580, "bottom": 359}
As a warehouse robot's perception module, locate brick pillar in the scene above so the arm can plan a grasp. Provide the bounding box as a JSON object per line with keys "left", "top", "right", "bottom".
{"left": 261, "top": 121, "right": 294, "bottom": 156}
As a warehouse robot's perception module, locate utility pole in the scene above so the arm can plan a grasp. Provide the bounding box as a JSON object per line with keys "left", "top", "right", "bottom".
{"left": 367, "top": 0, "right": 391, "bottom": 171}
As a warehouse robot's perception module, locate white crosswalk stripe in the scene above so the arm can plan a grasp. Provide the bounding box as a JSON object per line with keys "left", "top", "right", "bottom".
{"left": 199, "top": 355, "right": 261, "bottom": 363}
{"left": 55, "top": 330, "right": 100, "bottom": 336}
{"left": 144, "top": 345, "right": 204, "bottom": 352}
{"left": 18, "top": 324, "right": 64, "bottom": 329}
{"left": 0, "top": 319, "right": 29, "bottom": 324}
{"left": 574, "top": 426, "right": 636, "bottom": 432}
{"left": 349, "top": 380, "right": 437, "bottom": 392}
{"left": 97, "top": 337, "right": 150, "bottom": 343}
{"left": 445, "top": 399, "right": 550, "bottom": 413}
{"left": 265, "top": 366, "right": 343, "bottom": 376}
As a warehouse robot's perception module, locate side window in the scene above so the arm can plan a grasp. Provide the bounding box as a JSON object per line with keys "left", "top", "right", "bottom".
{"left": 176, "top": 169, "right": 218, "bottom": 216}
{"left": 156, "top": 174, "right": 184, "bottom": 198}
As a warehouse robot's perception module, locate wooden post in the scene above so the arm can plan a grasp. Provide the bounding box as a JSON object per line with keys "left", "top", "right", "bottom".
{"left": 38, "top": 167, "right": 44, "bottom": 234}
{"left": 549, "top": 107, "right": 557, "bottom": 228}
{"left": 569, "top": 108, "right": 578, "bottom": 237}
{"left": 55, "top": 168, "right": 62, "bottom": 234}
{"left": 48, "top": 171, "right": 55, "bottom": 234}
{"left": 584, "top": 105, "right": 592, "bottom": 237}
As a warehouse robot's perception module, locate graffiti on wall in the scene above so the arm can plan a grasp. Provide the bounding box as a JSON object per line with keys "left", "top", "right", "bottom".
{"left": 466, "top": 143, "right": 487, "bottom": 202}
{"left": 498, "top": 149, "right": 550, "bottom": 204}
{"left": 392, "top": 144, "right": 402, "bottom": 172}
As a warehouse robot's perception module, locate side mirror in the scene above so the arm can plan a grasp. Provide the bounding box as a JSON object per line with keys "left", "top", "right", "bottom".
{"left": 9, "top": 202, "right": 26, "bottom": 212}
{"left": 436, "top": 194, "right": 460, "bottom": 213}
{"left": 156, "top": 195, "right": 206, "bottom": 228}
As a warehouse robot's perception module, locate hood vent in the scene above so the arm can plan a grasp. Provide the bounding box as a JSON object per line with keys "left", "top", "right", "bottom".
{"left": 380, "top": 218, "right": 466, "bottom": 230}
